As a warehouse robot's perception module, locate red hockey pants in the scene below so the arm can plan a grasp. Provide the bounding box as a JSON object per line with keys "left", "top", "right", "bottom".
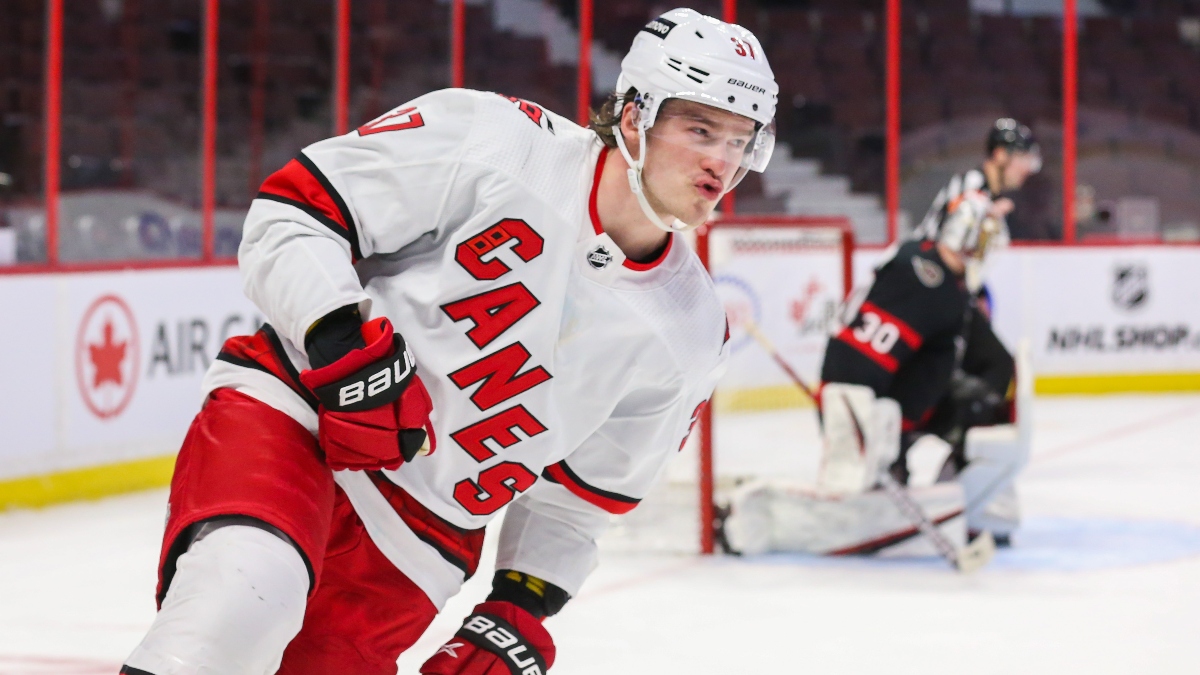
{"left": 159, "top": 388, "right": 439, "bottom": 675}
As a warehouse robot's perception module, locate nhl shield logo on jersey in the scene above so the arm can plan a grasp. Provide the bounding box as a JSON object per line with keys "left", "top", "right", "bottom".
{"left": 1112, "top": 263, "right": 1149, "bottom": 311}
{"left": 587, "top": 245, "right": 614, "bottom": 270}
{"left": 911, "top": 255, "right": 944, "bottom": 288}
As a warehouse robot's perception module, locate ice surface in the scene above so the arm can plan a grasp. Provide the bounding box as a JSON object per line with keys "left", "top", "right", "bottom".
{"left": 1, "top": 394, "right": 1198, "bottom": 674}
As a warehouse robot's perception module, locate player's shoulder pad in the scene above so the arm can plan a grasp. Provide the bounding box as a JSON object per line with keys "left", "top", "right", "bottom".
{"left": 962, "top": 168, "right": 989, "bottom": 195}
{"left": 306, "top": 88, "right": 480, "bottom": 163}
{"left": 882, "top": 240, "right": 947, "bottom": 291}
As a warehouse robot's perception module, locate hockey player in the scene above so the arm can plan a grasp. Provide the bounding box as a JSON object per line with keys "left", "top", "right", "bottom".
{"left": 892, "top": 285, "right": 1015, "bottom": 487}
{"left": 720, "top": 120, "right": 1035, "bottom": 557}
{"left": 816, "top": 119, "right": 1035, "bottom": 520}
{"left": 120, "top": 9, "right": 778, "bottom": 675}
{"left": 896, "top": 285, "right": 1024, "bottom": 545}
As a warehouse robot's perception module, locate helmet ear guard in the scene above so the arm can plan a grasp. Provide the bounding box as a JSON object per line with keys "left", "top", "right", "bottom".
{"left": 612, "top": 91, "right": 692, "bottom": 233}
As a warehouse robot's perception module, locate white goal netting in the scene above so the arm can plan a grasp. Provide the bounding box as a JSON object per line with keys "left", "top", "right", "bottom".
{"left": 599, "top": 217, "right": 855, "bottom": 555}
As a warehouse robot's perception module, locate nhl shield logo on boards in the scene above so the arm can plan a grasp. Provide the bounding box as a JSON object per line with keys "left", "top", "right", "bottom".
{"left": 75, "top": 294, "right": 141, "bottom": 420}
{"left": 587, "top": 245, "right": 614, "bottom": 270}
{"left": 911, "top": 255, "right": 944, "bottom": 288}
{"left": 1112, "top": 264, "right": 1148, "bottom": 311}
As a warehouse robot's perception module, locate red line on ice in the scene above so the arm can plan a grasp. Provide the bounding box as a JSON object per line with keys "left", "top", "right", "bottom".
{"left": 1033, "top": 401, "right": 1200, "bottom": 464}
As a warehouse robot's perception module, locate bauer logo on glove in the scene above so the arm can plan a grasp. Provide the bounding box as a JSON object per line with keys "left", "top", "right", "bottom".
{"left": 421, "top": 601, "right": 555, "bottom": 675}
{"left": 311, "top": 341, "right": 415, "bottom": 411}
{"left": 300, "top": 314, "right": 436, "bottom": 471}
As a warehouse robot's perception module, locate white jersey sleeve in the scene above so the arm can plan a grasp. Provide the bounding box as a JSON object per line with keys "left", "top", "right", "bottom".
{"left": 495, "top": 375, "right": 720, "bottom": 597}
{"left": 238, "top": 89, "right": 477, "bottom": 348}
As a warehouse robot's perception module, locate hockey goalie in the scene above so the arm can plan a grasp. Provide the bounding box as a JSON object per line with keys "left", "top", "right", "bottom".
{"left": 121, "top": 9, "right": 778, "bottom": 675}
{"left": 721, "top": 120, "right": 1039, "bottom": 559}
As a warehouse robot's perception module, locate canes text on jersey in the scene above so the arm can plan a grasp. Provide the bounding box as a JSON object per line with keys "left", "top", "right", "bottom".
{"left": 440, "top": 218, "right": 552, "bottom": 516}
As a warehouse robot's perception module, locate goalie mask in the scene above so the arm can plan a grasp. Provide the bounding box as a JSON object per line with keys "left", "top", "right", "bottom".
{"left": 614, "top": 8, "right": 779, "bottom": 232}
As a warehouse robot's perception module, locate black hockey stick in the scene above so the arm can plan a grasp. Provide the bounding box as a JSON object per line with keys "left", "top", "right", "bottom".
{"left": 741, "top": 318, "right": 996, "bottom": 573}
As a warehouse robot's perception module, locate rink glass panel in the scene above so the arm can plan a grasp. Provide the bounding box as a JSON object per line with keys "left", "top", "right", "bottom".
{"left": 1, "top": 0, "right": 47, "bottom": 264}
{"left": 56, "top": 1, "right": 204, "bottom": 263}
{"left": 899, "top": 12, "right": 1200, "bottom": 245}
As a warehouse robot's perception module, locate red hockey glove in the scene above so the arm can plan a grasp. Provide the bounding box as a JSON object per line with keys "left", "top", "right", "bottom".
{"left": 299, "top": 316, "right": 434, "bottom": 471}
{"left": 421, "top": 601, "right": 556, "bottom": 675}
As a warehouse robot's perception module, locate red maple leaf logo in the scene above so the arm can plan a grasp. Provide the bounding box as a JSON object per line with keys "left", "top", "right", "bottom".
{"left": 89, "top": 320, "right": 127, "bottom": 388}
{"left": 789, "top": 278, "right": 824, "bottom": 325}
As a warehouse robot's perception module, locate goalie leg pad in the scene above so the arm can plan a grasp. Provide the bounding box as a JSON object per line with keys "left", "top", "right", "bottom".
{"left": 122, "top": 525, "right": 310, "bottom": 675}
{"left": 817, "top": 384, "right": 902, "bottom": 494}
{"left": 723, "top": 481, "right": 966, "bottom": 556}
{"left": 721, "top": 480, "right": 776, "bottom": 556}
{"left": 960, "top": 424, "right": 1030, "bottom": 536}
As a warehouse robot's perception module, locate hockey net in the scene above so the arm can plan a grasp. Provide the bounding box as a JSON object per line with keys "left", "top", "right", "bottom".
{"left": 599, "top": 215, "right": 856, "bottom": 555}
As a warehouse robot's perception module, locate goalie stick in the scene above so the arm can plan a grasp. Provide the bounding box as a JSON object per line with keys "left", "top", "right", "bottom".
{"left": 740, "top": 318, "right": 996, "bottom": 573}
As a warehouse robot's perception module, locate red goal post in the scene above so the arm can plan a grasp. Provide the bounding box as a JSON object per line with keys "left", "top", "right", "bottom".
{"left": 694, "top": 215, "right": 855, "bottom": 554}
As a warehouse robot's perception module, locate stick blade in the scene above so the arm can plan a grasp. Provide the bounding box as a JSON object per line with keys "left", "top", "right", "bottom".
{"left": 955, "top": 530, "right": 996, "bottom": 574}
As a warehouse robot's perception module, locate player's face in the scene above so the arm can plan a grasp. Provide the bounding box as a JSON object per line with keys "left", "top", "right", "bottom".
{"left": 641, "top": 101, "right": 758, "bottom": 227}
{"left": 1000, "top": 149, "right": 1041, "bottom": 190}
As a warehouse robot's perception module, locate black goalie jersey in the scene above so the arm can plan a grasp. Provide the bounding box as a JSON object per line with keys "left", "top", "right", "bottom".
{"left": 820, "top": 239, "right": 971, "bottom": 429}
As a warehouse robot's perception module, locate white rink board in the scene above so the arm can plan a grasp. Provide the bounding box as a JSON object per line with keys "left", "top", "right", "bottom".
{"left": 720, "top": 244, "right": 1200, "bottom": 401}
{"left": 985, "top": 246, "right": 1200, "bottom": 375}
{"left": 2, "top": 245, "right": 1198, "bottom": 483}
{"left": 0, "top": 266, "right": 260, "bottom": 480}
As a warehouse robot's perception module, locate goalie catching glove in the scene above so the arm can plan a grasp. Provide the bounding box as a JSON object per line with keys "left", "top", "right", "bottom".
{"left": 421, "top": 601, "right": 556, "bottom": 675}
{"left": 299, "top": 309, "right": 434, "bottom": 471}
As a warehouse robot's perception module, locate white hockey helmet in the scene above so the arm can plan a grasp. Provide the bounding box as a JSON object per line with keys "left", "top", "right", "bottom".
{"left": 614, "top": 8, "right": 780, "bottom": 232}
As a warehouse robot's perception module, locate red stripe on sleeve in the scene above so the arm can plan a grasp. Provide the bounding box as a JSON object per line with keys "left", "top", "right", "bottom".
{"left": 259, "top": 159, "right": 353, "bottom": 236}
{"left": 835, "top": 327, "right": 900, "bottom": 373}
{"left": 544, "top": 462, "right": 640, "bottom": 515}
{"left": 860, "top": 301, "right": 924, "bottom": 350}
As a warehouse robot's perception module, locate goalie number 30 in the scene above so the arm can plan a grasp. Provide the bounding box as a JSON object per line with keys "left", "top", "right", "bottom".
{"left": 851, "top": 312, "right": 901, "bottom": 354}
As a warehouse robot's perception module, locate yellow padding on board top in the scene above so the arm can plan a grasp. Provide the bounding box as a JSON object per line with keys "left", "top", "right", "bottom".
{"left": 715, "top": 384, "right": 816, "bottom": 413}
{"left": 0, "top": 454, "right": 176, "bottom": 511}
{"left": 1034, "top": 372, "right": 1200, "bottom": 395}
{"left": 717, "top": 372, "right": 1200, "bottom": 413}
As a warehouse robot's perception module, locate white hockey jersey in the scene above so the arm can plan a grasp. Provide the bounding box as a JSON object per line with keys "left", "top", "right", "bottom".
{"left": 201, "top": 89, "right": 729, "bottom": 609}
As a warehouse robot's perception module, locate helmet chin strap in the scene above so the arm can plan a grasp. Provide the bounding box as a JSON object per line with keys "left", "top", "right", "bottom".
{"left": 614, "top": 118, "right": 696, "bottom": 233}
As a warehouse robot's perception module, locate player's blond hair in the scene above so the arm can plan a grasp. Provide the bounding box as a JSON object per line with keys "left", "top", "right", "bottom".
{"left": 588, "top": 87, "right": 638, "bottom": 149}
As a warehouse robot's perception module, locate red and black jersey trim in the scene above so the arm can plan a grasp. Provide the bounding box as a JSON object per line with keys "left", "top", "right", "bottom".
{"left": 256, "top": 152, "right": 363, "bottom": 261}
{"left": 216, "top": 324, "right": 320, "bottom": 411}
{"left": 860, "top": 301, "right": 923, "bottom": 350}
{"left": 833, "top": 327, "right": 900, "bottom": 373}
{"left": 833, "top": 301, "right": 926, "bottom": 375}
{"left": 901, "top": 405, "right": 937, "bottom": 433}
{"left": 368, "top": 472, "right": 486, "bottom": 579}
{"left": 541, "top": 461, "right": 641, "bottom": 515}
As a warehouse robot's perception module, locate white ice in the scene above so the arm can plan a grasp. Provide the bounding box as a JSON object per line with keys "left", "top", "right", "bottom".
{"left": 2, "top": 394, "right": 1199, "bottom": 674}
